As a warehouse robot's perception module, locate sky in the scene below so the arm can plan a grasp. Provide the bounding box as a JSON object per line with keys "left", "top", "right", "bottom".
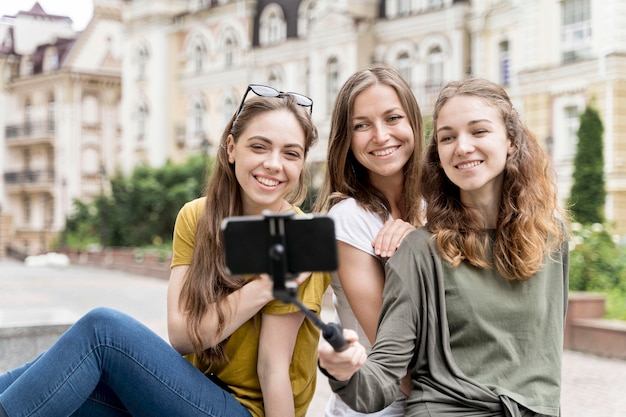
{"left": 0, "top": 0, "right": 94, "bottom": 31}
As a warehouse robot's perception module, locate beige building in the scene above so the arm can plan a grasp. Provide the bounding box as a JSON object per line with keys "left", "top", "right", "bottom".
{"left": 121, "top": 0, "right": 626, "bottom": 235}
{"left": 0, "top": 1, "right": 123, "bottom": 257}
{"left": 2, "top": 0, "right": 625, "bottom": 257}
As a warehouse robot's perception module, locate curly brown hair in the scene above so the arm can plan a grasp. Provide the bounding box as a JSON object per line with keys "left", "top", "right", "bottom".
{"left": 422, "top": 78, "right": 568, "bottom": 281}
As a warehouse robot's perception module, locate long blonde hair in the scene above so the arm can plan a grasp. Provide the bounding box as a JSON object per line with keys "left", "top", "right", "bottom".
{"left": 423, "top": 78, "right": 568, "bottom": 280}
{"left": 180, "top": 94, "right": 318, "bottom": 365}
{"left": 314, "top": 65, "right": 424, "bottom": 226}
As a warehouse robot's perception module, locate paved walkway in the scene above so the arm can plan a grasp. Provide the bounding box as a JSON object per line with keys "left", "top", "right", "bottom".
{"left": 1, "top": 260, "right": 625, "bottom": 416}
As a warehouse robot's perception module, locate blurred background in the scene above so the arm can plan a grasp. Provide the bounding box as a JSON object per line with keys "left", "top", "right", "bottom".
{"left": 0, "top": 0, "right": 625, "bottom": 320}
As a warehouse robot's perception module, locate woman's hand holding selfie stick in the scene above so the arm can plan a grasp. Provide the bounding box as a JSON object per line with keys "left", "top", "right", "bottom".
{"left": 222, "top": 211, "right": 349, "bottom": 352}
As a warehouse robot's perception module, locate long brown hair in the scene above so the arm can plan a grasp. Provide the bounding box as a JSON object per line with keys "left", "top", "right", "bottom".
{"left": 423, "top": 78, "right": 568, "bottom": 280}
{"left": 314, "top": 65, "right": 424, "bottom": 226}
{"left": 180, "top": 94, "right": 318, "bottom": 366}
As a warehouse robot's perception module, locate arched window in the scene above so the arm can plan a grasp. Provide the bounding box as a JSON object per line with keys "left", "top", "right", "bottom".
{"left": 224, "top": 36, "right": 235, "bottom": 67}
{"left": 298, "top": 0, "right": 320, "bottom": 37}
{"left": 260, "top": 4, "right": 286, "bottom": 46}
{"left": 46, "top": 47, "right": 58, "bottom": 71}
{"left": 193, "top": 99, "right": 205, "bottom": 135}
{"left": 193, "top": 41, "right": 206, "bottom": 74}
{"left": 499, "top": 40, "right": 510, "bottom": 86}
{"left": 326, "top": 57, "right": 340, "bottom": 114}
{"left": 397, "top": 51, "right": 412, "bottom": 87}
{"left": 427, "top": 45, "right": 443, "bottom": 88}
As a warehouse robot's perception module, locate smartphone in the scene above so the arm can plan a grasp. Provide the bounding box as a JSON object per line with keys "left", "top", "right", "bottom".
{"left": 221, "top": 212, "right": 337, "bottom": 276}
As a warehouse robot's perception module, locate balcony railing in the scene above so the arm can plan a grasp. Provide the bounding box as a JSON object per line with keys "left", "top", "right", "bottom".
{"left": 5, "top": 121, "right": 55, "bottom": 139}
{"left": 4, "top": 169, "right": 55, "bottom": 185}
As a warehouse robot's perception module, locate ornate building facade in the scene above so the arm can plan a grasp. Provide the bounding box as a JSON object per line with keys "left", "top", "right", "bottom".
{"left": 2, "top": 0, "right": 626, "bottom": 257}
{"left": 0, "top": 1, "right": 123, "bottom": 256}
{"left": 121, "top": 0, "right": 626, "bottom": 235}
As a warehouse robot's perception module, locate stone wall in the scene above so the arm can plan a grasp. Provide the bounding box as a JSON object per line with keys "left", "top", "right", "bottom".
{"left": 565, "top": 292, "right": 626, "bottom": 360}
{"left": 0, "top": 324, "right": 72, "bottom": 373}
{"left": 61, "top": 247, "right": 171, "bottom": 280}
{"left": 57, "top": 249, "right": 626, "bottom": 361}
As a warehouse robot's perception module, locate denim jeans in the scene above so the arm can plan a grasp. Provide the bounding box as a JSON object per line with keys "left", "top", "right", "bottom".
{"left": 0, "top": 307, "right": 253, "bottom": 417}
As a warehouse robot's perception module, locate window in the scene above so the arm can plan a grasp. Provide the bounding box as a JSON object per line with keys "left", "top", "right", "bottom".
{"left": 193, "top": 100, "right": 205, "bottom": 135}
{"left": 260, "top": 4, "right": 286, "bottom": 46}
{"left": 24, "top": 99, "right": 32, "bottom": 135}
{"left": 397, "top": 52, "right": 412, "bottom": 87}
{"left": 193, "top": 41, "right": 206, "bottom": 74}
{"left": 427, "top": 46, "right": 443, "bottom": 88}
{"left": 47, "top": 95, "right": 55, "bottom": 132}
{"left": 398, "top": 0, "right": 411, "bottom": 16}
{"left": 223, "top": 36, "right": 235, "bottom": 67}
{"left": 561, "top": 0, "right": 591, "bottom": 62}
{"left": 326, "top": 57, "right": 340, "bottom": 114}
{"left": 46, "top": 48, "right": 58, "bottom": 71}
{"left": 23, "top": 194, "right": 31, "bottom": 223}
{"left": 499, "top": 40, "right": 510, "bottom": 86}
{"left": 298, "top": 0, "right": 320, "bottom": 37}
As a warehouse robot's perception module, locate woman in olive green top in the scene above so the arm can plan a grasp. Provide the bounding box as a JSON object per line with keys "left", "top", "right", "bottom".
{"left": 318, "top": 78, "right": 569, "bottom": 417}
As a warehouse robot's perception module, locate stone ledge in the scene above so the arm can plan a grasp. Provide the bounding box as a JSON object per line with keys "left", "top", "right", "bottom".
{"left": 0, "top": 323, "right": 72, "bottom": 373}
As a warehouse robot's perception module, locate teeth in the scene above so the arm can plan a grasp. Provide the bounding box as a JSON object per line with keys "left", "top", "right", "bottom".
{"left": 372, "top": 147, "right": 397, "bottom": 157}
{"left": 256, "top": 177, "right": 279, "bottom": 187}
{"left": 457, "top": 161, "right": 481, "bottom": 169}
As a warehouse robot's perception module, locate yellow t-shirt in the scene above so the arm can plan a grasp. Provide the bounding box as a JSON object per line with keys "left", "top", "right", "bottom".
{"left": 171, "top": 197, "right": 331, "bottom": 417}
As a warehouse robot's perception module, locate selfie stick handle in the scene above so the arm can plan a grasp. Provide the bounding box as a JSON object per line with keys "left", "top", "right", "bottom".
{"left": 288, "top": 297, "right": 348, "bottom": 352}
{"left": 267, "top": 214, "right": 348, "bottom": 352}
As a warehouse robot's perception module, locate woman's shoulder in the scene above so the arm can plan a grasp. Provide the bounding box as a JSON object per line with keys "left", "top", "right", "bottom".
{"left": 177, "top": 197, "right": 206, "bottom": 217}
{"left": 397, "top": 225, "right": 436, "bottom": 256}
{"left": 328, "top": 198, "right": 378, "bottom": 221}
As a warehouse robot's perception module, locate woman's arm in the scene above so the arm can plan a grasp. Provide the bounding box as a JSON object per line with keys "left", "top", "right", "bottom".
{"left": 257, "top": 311, "right": 305, "bottom": 417}
{"left": 336, "top": 241, "right": 385, "bottom": 345}
{"left": 167, "top": 265, "right": 274, "bottom": 355}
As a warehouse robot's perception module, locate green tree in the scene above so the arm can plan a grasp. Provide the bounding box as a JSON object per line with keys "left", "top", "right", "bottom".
{"left": 568, "top": 105, "right": 605, "bottom": 224}
{"left": 57, "top": 155, "right": 211, "bottom": 249}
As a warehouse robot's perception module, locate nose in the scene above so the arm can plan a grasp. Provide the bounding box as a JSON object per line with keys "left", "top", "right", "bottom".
{"left": 263, "top": 151, "right": 282, "bottom": 172}
{"left": 455, "top": 134, "right": 474, "bottom": 155}
{"left": 372, "top": 122, "right": 390, "bottom": 144}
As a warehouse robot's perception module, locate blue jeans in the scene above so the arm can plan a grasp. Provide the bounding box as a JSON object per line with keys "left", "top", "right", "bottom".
{"left": 0, "top": 307, "right": 253, "bottom": 417}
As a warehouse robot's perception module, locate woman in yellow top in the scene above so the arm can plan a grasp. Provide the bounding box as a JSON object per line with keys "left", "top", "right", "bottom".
{"left": 0, "top": 85, "right": 329, "bottom": 417}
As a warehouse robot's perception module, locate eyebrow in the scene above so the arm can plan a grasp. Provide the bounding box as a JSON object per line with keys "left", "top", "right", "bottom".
{"left": 247, "top": 135, "right": 305, "bottom": 152}
{"left": 353, "top": 107, "right": 404, "bottom": 121}
{"left": 436, "top": 119, "right": 493, "bottom": 134}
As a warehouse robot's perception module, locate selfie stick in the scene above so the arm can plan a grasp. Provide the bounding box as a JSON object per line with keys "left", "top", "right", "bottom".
{"left": 266, "top": 214, "right": 348, "bottom": 352}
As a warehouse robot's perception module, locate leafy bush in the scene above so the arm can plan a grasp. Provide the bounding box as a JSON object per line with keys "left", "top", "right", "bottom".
{"left": 56, "top": 155, "right": 211, "bottom": 249}
{"left": 569, "top": 222, "right": 626, "bottom": 319}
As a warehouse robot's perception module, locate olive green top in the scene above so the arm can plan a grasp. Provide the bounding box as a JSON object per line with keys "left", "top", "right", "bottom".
{"left": 330, "top": 226, "right": 568, "bottom": 417}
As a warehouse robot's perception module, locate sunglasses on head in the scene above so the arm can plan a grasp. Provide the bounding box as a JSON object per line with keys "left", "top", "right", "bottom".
{"left": 234, "top": 84, "right": 314, "bottom": 121}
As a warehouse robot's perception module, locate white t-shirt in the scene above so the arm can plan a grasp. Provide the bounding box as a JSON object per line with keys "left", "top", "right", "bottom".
{"left": 325, "top": 198, "right": 406, "bottom": 417}
{"left": 327, "top": 198, "right": 390, "bottom": 352}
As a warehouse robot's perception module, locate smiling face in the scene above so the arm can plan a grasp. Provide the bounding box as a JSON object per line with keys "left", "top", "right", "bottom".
{"left": 435, "top": 95, "right": 513, "bottom": 207}
{"left": 349, "top": 83, "right": 415, "bottom": 188}
{"left": 227, "top": 109, "right": 306, "bottom": 215}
